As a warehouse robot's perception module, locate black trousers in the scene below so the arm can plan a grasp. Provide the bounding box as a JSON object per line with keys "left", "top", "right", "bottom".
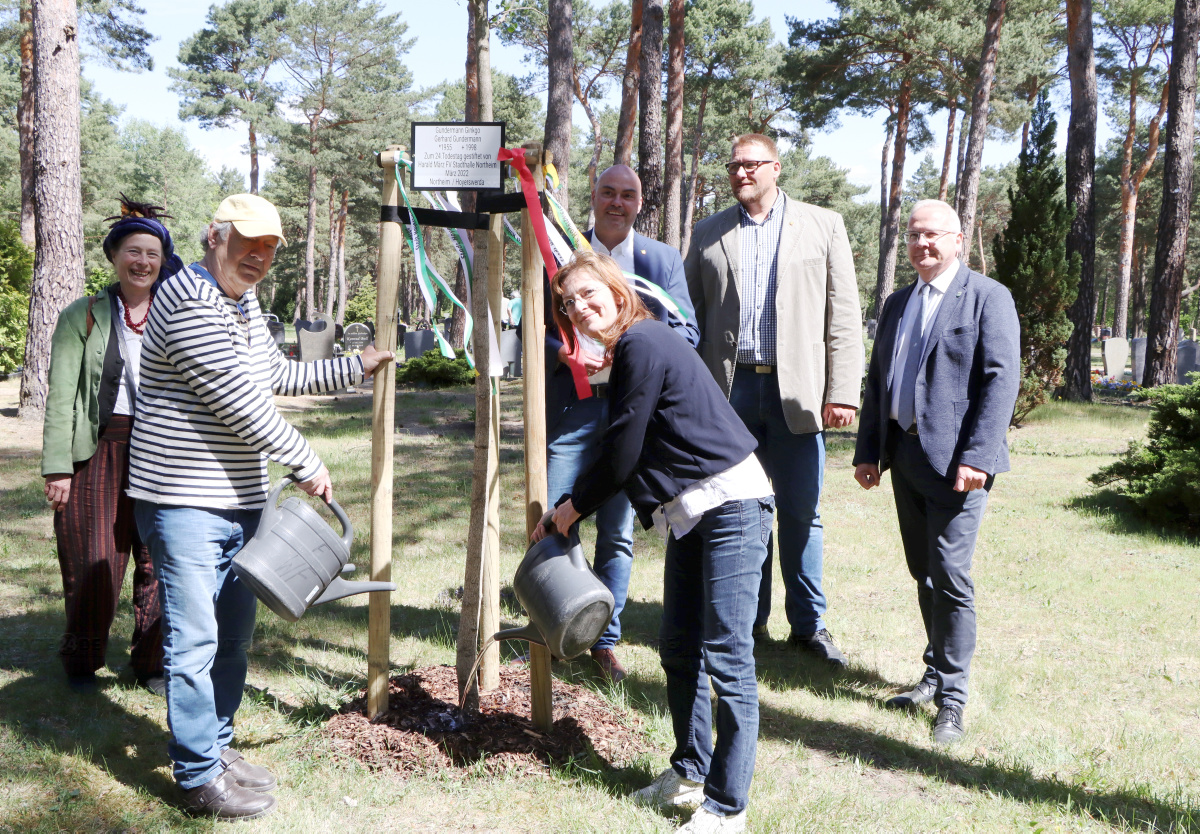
{"left": 889, "top": 430, "right": 991, "bottom": 709}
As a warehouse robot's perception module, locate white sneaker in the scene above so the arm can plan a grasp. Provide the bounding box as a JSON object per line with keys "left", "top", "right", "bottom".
{"left": 677, "top": 806, "right": 748, "bottom": 833}
{"left": 632, "top": 767, "right": 705, "bottom": 810}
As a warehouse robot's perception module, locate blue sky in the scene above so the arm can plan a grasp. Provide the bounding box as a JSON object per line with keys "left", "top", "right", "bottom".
{"left": 83, "top": 0, "right": 1047, "bottom": 205}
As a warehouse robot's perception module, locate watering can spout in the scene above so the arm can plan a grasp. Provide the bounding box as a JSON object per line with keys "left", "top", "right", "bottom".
{"left": 311, "top": 576, "right": 396, "bottom": 607}
{"left": 493, "top": 622, "right": 547, "bottom": 648}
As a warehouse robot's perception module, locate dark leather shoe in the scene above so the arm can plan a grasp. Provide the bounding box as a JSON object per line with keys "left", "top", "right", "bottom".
{"left": 932, "top": 705, "right": 965, "bottom": 744}
{"left": 752, "top": 624, "right": 771, "bottom": 644}
{"left": 221, "top": 748, "right": 277, "bottom": 792}
{"left": 787, "top": 628, "right": 848, "bottom": 668}
{"left": 590, "top": 648, "right": 627, "bottom": 683}
{"left": 181, "top": 769, "right": 276, "bottom": 819}
{"left": 885, "top": 677, "right": 937, "bottom": 709}
{"left": 137, "top": 674, "right": 167, "bottom": 697}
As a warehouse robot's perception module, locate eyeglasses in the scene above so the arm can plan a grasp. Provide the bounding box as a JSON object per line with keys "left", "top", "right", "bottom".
{"left": 906, "top": 229, "right": 957, "bottom": 245}
{"left": 559, "top": 285, "right": 600, "bottom": 315}
{"left": 725, "top": 159, "right": 775, "bottom": 176}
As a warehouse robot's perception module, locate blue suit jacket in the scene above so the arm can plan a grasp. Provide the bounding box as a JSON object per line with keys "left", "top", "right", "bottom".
{"left": 543, "top": 231, "right": 700, "bottom": 432}
{"left": 853, "top": 263, "right": 1020, "bottom": 480}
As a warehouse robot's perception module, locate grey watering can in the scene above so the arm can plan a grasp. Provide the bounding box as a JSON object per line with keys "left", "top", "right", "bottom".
{"left": 494, "top": 526, "right": 614, "bottom": 660}
{"left": 232, "top": 477, "right": 395, "bottom": 622}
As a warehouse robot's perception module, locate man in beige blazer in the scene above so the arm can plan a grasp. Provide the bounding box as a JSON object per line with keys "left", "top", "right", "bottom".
{"left": 685, "top": 133, "right": 863, "bottom": 666}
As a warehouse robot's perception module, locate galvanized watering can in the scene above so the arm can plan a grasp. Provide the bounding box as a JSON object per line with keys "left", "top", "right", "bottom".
{"left": 494, "top": 527, "right": 614, "bottom": 660}
{"left": 233, "top": 478, "right": 395, "bottom": 622}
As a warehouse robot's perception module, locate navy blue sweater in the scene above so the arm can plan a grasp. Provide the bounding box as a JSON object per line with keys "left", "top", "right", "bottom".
{"left": 569, "top": 319, "right": 758, "bottom": 528}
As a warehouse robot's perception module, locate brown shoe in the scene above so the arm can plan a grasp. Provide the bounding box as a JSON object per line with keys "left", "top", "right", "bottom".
{"left": 181, "top": 769, "right": 276, "bottom": 820}
{"left": 590, "top": 648, "right": 627, "bottom": 683}
{"left": 221, "top": 748, "right": 277, "bottom": 792}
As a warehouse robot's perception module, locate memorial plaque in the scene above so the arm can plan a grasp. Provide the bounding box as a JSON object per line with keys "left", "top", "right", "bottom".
{"left": 1176, "top": 340, "right": 1198, "bottom": 384}
{"left": 410, "top": 122, "right": 505, "bottom": 191}
{"left": 1104, "top": 337, "right": 1129, "bottom": 379}
{"left": 405, "top": 329, "right": 438, "bottom": 362}
{"left": 1131, "top": 338, "right": 1146, "bottom": 384}
{"left": 343, "top": 322, "right": 371, "bottom": 353}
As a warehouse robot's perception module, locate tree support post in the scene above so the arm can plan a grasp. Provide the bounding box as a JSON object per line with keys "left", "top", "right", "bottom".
{"left": 368, "top": 145, "right": 404, "bottom": 719}
{"left": 520, "top": 143, "right": 554, "bottom": 732}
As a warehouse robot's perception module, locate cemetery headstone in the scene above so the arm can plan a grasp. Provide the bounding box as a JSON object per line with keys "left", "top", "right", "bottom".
{"left": 343, "top": 322, "right": 371, "bottom": 354}
{"left": 500, "top": 329, "right": 522, "bottom": 378}
{"left": 1103, "top": 337, "right": 1129, "bottom": 380}
{"left": 866, "top": 319, "right": 877, "bottom": 340}
{"left": 296, "top": 317, "right": 335, "bottom": 362}
{"left": 266, "top": 320, "right": 285, "bottom": 348}
{"left": 1175, "top": 339, "right": 1198, "bottom": 384}
{"left": 1131, "top": 337, "right": 1146, "bottom": 384}
{"left": 404, "top": 328, "right": 438, "bottom": 362}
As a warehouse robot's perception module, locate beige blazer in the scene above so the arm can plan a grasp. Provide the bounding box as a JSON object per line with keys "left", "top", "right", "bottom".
{"left": 684, "top": 193, "right": 863, "bottom": 435}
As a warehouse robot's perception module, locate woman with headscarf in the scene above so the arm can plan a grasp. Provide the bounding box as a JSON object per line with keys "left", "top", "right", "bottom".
{"left": 41, "top": 197, "right": 184, "bottom": 695}
{"left": 533, "top": 250, "right": 773, "bottom": 834}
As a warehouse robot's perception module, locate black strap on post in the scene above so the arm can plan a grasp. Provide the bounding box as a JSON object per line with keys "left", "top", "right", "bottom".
{"left": 380, "top": 204, "right": 490, "bottom": 230}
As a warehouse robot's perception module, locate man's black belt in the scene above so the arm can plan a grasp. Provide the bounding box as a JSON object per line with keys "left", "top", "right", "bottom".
{"left": 890, "top": 418, "right": 919, "bottom": 437}
{"left": 590, "top": 383, "right": 609, "bottom": 399}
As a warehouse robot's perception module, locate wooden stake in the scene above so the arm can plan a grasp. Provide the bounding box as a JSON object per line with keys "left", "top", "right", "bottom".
{"left": 482, "top": 211, "right": 506, "bottom": 691}
{"left": 520, "top": 143, "right": 554, "bottom": 732}
{"left": 368, "top": 145, "right": 403, "bottom": 719}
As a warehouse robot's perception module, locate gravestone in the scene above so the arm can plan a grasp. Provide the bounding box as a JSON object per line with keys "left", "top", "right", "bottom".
{"left": 1103, "top": 337, "right": 1129, "bottom": 379}
{"left": 500, "top": 329, "right": 522, "bottom": 378}
{"left": 296, "top": 317, "right": 334, "bottom": 362}
{"left": 1131, "top": 338, "right": 1147, "bottom": 384}
{"left": 266, "top": 320, "right": 285, "bottom": 348}
{"left": 404, "top": 329, "right": 438, "bottom": 362}
{"left": 1176, "top": 339, "right": 1199, "bottom": 384}
{"left": 343, "top": 322, "right": 371, "bottom": 354}
{"left": 866, "top": 319, "right": 877, "bottom": 341}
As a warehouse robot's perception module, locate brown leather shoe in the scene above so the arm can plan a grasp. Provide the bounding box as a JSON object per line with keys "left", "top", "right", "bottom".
{"left": 181, "top": 769, "right": 276, "bottom": 820}
{"left": 590, "top": 648, "right": 627, "bottom": 683}
{"left": 221, "top": 748, "right": 277, "bottom": 792}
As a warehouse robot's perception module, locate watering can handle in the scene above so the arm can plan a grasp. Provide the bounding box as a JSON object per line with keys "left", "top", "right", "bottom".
{"left": 277, "top": 474, "right": 354, "bottom": 552}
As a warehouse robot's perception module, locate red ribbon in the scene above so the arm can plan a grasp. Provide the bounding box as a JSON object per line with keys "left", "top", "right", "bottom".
{"left": 498, "top": 147, "right": 591, "bottom": 401}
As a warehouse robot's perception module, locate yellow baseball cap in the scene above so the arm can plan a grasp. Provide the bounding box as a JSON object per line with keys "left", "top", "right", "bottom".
{"left": 213, "top": 194, "right": 287, "bottom": 246}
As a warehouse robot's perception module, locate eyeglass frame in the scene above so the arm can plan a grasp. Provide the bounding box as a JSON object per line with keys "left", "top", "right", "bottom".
{"left": 906, "top": 229, "right": 959, "bottom": 245}
{"left": 558, "top": 285, "right": 600, "bottom": 316}
{"left": 724, "top": 159, "right": 777, "bottom": 176}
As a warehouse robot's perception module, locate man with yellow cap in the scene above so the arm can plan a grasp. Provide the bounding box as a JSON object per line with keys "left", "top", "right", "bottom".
{"left": 129, "top": 195, "right": 393, "bottom": 819}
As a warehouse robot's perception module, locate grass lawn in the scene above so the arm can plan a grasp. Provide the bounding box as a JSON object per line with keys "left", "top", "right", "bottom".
{"left": 0, "top": 379, "right": 1197, "bottom": 833}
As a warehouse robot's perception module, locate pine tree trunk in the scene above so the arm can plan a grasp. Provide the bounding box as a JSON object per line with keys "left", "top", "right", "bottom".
{"left": 335, "top": 188, "right": 348, "bottom": 325}
{"left": 662, "top": 0, "right": 685, "bottom": 249}
{"left": 956, "top": 0, "right": 1007, "bottom": 260}
{"left": 680, "top": 78, "right": 712, "bottom": 258}
{"left": 544, "top": 0, "right": 573, "bottom": 212}
{"left": 635, "top": 0, "right": 664, "bottom": 238}
{"left": 874, "top": 72, "right": 912, "bottom": 318}
{"left": 324, "top": 183, "right": 337, "bottom": 317}
{"left": 938, "top": 102, "right": 957, "bottom": 201}
{"left": 1061, "top": 0, "right": 1098, "bottom": 401}
{"left": 18, "top": 1, "right": 35, "bottom": 249}
{"left": 475, "top": 0, "right": 493, "bottom": 121}
{"left": 20, "top": 0, "right": 83, "bottom": 421}
{"left": 955, "top": 111, "right": 970, "bottom": 197}
{"left": 614, "top": 0, "right": 643, "bottom": 167}
{"left": 879, "top": 116, "right": 892, "bottom": 258}
{"left": 248, "top": 123, "right": 260, "bottom": 194}
{"left": 304, "top": 124, "right": 319, "bottom": 320}
{"left": 1144, "top": 0, "right": 1199, "bottom": 387}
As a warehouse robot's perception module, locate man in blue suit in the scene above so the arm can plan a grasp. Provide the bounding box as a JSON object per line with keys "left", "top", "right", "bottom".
{"left": 853, "top": 199, "right": 1019, "bottom": 744}
{"left": 543, "top": 164, "right": 699, "bottom": 682}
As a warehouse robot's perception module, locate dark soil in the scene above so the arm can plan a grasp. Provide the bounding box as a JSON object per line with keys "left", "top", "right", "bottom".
{"left": 326, "top": 664, "right": 649, "bottom": 778}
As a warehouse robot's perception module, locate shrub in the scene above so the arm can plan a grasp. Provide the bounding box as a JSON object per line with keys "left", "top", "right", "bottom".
{"left": 1089, "top": 381, "right": 1200, "bottom": 531}
{"left": 343, "top": 276, "right": 376, "bottom": 324}
{"left": 396, "top": 349, "right": 475, "bottom": 388}
{"left": 0, "top": 221, "right": 32, "bottom": 374}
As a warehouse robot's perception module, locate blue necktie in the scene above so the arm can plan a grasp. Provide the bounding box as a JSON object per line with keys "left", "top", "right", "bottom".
{"left": 897, "top": 283, "right": 929, "bottom": 432}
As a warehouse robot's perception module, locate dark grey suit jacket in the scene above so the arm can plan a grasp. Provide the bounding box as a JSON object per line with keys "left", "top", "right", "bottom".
{"left": 854, "top": 263, "right": 1020, "bottom": 480}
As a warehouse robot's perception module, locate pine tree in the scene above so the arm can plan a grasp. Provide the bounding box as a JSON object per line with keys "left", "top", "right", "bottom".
{"left": 993, "top": 91, "right": 1080, "bottom": 424}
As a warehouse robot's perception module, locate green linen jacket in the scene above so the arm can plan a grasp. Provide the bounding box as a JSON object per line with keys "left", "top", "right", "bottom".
{"left": 41, "top": 287, "right": 117, "bottom": 476}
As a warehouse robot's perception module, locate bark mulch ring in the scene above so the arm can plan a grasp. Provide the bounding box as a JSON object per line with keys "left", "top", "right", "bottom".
{"left": 326, "top": 664, "right": 651, "bottom": 778}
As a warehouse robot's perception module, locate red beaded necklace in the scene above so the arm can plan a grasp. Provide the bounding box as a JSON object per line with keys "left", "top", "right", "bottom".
{"left": 115, "top": 286, "right": 153, "bottom": 335}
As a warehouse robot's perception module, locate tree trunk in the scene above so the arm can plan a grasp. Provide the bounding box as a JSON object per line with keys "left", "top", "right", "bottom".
{"left": 18, "top": 1, "right": 35, "bottom": 249}
{"left": 956, "top": 0, "right": 1007, "bottom": 261}
{"left": 450, "top": 1, "right": 483, "bottom": 351}
{"left": 662, "top": 0, "right": 685, "bottom": 249}
{"left": 544, "top": 0, "right": 573, "bottom": 212}
{"left": 955, "top": 110, "right": 970, "bottom": 199}
{"left": 20, "top": 0, "right": 83, "bottom": 421}
{"left": 304, "top": 123, "right": 318, "bottom": 321}
{"left": 1061, "top": 0, "right": 1098, "bottom": 400}
{"left": 614, "top": 0, "right": 643, "bottom": 167}
{"left": 1132, "top": 243, "right": 1147, "bottom": 337}
{"left": 874, "top": 71, "right": 912, "bottom": 318}
{"left": 573, "top": 66, "right": 604, "bottom": 228}
{"left": 248, "top": 123, "right": 260, "bottom": 194}
{"left": 1112, "top": 80, "right": 1169, "bottom": 338}
{"left": 1144, "top": 0, "right": 1199, "bottom": 387}
{"left": 335, "top": 188, "right": 348, "bottom": 325}
{"left": 635, "top": 0, "right": 664, "bottom": 238}
{"left": 680, "top": 76, "right": 712, "bottom": 258}
{"left": 938, "top": 102, "right": 957, "bottom": 201}
{"left": 879, "top": 116, "right": 893, "bottom": 258}
{"left": 324, "top": 183, "right": 337, "bottom": 317}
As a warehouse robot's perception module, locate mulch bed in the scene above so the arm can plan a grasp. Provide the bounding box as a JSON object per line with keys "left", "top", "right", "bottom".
{"left": 326, "top": 664, "right": 650, "bottom": 778}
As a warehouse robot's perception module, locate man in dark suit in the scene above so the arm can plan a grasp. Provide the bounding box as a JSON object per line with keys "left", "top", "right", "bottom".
{"left": 543, "top": 164, "right": 699, "bottom": 682}
{"left": 853, "top": 199, "right": 1019, "bottom": 744}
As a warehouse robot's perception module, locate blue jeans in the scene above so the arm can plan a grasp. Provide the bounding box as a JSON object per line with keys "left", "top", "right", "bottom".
{"left": 547, "top": 395, "right": 634, "bottom": 650}
{"left": 135, "top": 501, "right": 261, "bottom": 789}
{"left": 729, "top": 371, "right": 827, "bottom": 635}
{"left": 662, "top": 497, "right": 773, "bottom": 816}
